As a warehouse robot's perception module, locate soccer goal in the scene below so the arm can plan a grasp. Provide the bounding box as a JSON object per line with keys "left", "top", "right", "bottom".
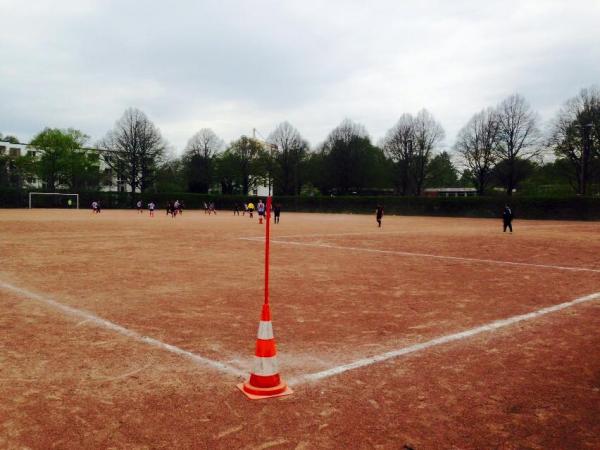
{"left": 29, "top": 192, "right": 79, "bottom": 209}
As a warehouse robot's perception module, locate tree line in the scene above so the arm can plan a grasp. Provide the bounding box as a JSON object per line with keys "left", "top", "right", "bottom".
{"left": 1, "top": 86, "right": 599, "bottom": 197}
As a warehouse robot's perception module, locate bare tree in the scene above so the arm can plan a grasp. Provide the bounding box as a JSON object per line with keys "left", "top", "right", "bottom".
{"left": 382, "top": 114, "right": 415, "bottom": 195}
{"left": 455, "top": 108, "right": 500, "bottom": 195}
{"left": 184, "top": 128, "right": 224, "bottom": 159}
{"left": 325, "top": 118, "right": 368, "bottom": 147}
{"left": 495, "top": 94, "right": 541, "bottom": 195}
{"left": 412, "top": 109, "right": 445, "bottom": 195}
{"left": 268, "top": 122, "right": 308, "bottom": 195}
{"left": 183, "top": 129, "right": 224, "bottom": 193}
{"left": 549, "top": 86, "right": 600, "bottom": 195}
{"left": 100, "top": 108, "right": 165, "bottom": 194}
{"left": 382, "top": 110, "right": 443, "bottom": 195}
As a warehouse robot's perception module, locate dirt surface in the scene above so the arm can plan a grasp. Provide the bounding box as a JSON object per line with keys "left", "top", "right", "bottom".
{"left": 1, "top": 209, "right": 599, "bottom": 449}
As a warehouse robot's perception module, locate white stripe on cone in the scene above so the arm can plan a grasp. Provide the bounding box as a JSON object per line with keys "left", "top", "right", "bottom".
{"left": 252, "top": 355, "right": 279, "bottom": 376}
{"left": 257, "top": 321, "right": 274, "bottom": 340}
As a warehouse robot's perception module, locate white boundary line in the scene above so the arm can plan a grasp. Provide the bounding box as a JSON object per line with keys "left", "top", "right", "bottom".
{"left": 239, "top": 237, "right": 600, "bottom": 273}
{"left": 0, "top": 281, "right": 246, "bottom": 379}
{"left": 266, "top": 231, "right": 406, "bottom": 239}
{"left": 290, "top": 291, "right": 600, "bottom": 384}
{"left": 4, "top": 280, "right": 600, "bottom": 386}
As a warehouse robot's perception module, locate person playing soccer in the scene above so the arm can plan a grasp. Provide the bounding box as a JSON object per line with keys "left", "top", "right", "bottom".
{"left": 203, "top": 201, "right": 209, "bottom": 214}
{"left": 233, "top": 202, "right": 240, "bottom": 216}
{"left": 273, "top": 203, "right": 281, "bottom": 224}
{"left": 167, "top": 201, "right": 176, "bottom": 218}
{"left": 257, "top": 199, "right": 265, "bottom": 223}
{"left": 91, "top": 201, "right": 98, "bottom": 213}
{"left": 208, "top": 202, "right": 216, "bottom": 215}
{"left": 376, "top": 204, "right": 384, "bottom": 228}
{"left": 174, "top": 200, "right": 180, "bottom": 217}
{"left": 502, "top": 204, "right": 513, "bottom": 233}
{"left": 148, "top": 201, "right": 155, "bottom": 217}
{"left": 137, "top": 200, "right": 143, "bottom": 213}
{"left": 247, "top": 201, "right": 255, "bottom": 218}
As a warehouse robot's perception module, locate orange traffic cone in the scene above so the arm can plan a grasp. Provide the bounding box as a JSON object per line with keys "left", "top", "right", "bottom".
{"left": 238, "top": 303, "right": 292, "bottom": 399}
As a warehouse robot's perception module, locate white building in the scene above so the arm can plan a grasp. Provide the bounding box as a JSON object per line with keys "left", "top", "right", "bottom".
{"left": 423, "top": 187, "right": 478, "bottom": 197}
{"left": 248, "top": 175, "right": 271, "bottom": 197}
{"left": 0, "top": 140, "right": 131, "bottom": 192}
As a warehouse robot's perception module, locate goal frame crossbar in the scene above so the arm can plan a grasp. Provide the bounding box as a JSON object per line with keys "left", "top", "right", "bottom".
{"left": 29, "top": 192, "right": 79, "bottom": 209}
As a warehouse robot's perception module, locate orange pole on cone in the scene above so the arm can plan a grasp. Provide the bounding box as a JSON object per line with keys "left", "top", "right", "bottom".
{"left": 238, "top": 196, "right": 292, "bottom": 399}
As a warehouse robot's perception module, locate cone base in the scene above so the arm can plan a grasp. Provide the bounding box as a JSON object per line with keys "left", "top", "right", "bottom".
{"left": 237, "top": 382, "right": 293, "bottom": 400}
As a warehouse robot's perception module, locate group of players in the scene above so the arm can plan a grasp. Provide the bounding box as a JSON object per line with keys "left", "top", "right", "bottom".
{"left": 134, "top": 200, "right": 184, "bottom": 218}
{"left": 232, "top": 200, "right": 282, "bottom": 224}
{"left": 93, "top": 199, "right": 513, "bottom": 232}
{"left": 127, "top": 198, "right": 282, "bottom": 224}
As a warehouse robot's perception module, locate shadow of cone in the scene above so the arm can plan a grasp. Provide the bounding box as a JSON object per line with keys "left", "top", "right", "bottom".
{"left": 238, "top": 304, "right": 292, "bottom": 399}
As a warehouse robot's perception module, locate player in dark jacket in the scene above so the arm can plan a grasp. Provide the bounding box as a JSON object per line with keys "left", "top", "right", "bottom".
{"left": 376, "top": 205, "right": 384, "bottom": 228}
{"left": 273, "top": 203, "right": 281, "bottom": 224}
{"left": 502, "top": 205, "right": 513, "bottom": 232}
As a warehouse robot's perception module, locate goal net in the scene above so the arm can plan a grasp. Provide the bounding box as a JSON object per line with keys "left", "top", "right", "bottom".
{"left": 29, "top": 192, "right": 79, "bottom": 209}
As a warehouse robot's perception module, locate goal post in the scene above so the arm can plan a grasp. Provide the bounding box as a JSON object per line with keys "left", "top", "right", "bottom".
{"left": 29, "top": 192, "right": 79, "bottom": 209}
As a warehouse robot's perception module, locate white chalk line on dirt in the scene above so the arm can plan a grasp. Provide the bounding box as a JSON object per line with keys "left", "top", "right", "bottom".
{"left": 0, "top": 280, "right": 246, "bottom": 379}
{"left": 290, "top": 291, "right": 600, "bottom": 385}
{"left": 239, "top": 237, "right": 600, "bottom": 273}
{"left": 266, "top": 231, "right": 406, "bottom": 239}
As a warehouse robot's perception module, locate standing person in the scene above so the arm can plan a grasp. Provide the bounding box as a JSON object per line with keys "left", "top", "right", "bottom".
{"left": 209, "top": 202, "right": 216, "bottom": 215}
{"left": 503, "top": 204, "right": 513, "bottom": 233}
{"left": 247, "top": 201, "right": 255, "bottom": 218}
{"left": 233, "top": 203, "right": 240, "bottom": 216}
{"left": 273, "top": 203, "right": 281, "bottom": 224}
{"left": 137, "top": 200, "right": 143, "bottom": 213}
{"left": 178, "top": 200, "right": 185, "bottom": 215}
{"left": 257, "top": 199, "right": 265, "bottom": 223}
{"left": 96, "top": 200, "right": 102, "bottom": 213}
{"left": 242, "top": 202, "right": 248, "bottom": 216}
{"left": 203, "top": 201, "right": 209, "bottom": 214}
{"left": 67, "top": 198, "right": 73, "bottom": 208}
{"left": 91, "top": 201, "right": 98, "bottom": 213}
{"left": 376, "top": 205, "right": 384, "bottom": 228}
{"left": 148, "top": 201, "right": 155, "bottom": 217}
{"left": 166, "top": 201, "right": 172, "bottom": 216}
{"left": 174, "top": 200, "right": 180, "bottom": 217}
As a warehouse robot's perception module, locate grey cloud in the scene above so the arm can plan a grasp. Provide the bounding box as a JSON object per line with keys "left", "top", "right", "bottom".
{"left": 1, "top": 0, "right": 599, "bottom": 151}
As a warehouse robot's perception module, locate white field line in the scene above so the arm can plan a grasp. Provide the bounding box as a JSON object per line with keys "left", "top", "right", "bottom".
{"left": 290, "top": 291, "right": 600, "bottom": 385}
{"left": 239, "top": 237, "right": 600, "bottom": 274}
{"left": 0, "top": 280, "right": 246, "bottom": 379}
{"left": 268, "top": 231, "right": 406, "bottom": 239}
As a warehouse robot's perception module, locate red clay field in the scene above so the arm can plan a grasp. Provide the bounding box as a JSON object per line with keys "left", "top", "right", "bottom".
{"left": 1, "top": 209, "right": 599, "bottom": 449}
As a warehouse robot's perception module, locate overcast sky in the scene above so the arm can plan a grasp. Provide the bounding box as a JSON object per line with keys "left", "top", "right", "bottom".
{"left": 1, "top": 0, "right": 599, "bottom": 154}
